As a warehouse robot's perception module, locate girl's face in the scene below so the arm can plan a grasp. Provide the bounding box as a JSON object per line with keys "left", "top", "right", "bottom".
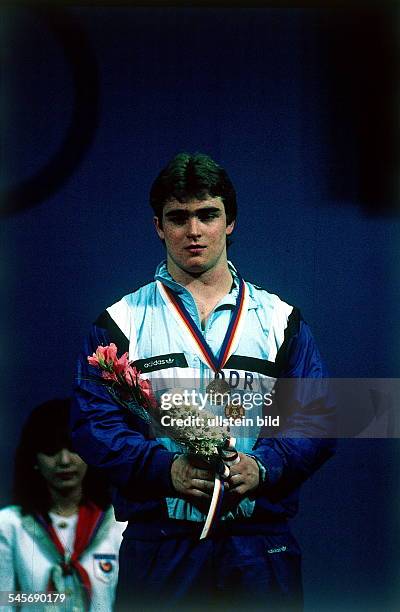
{"left": 36, "top": 448, "right": 87, "bottom": 493}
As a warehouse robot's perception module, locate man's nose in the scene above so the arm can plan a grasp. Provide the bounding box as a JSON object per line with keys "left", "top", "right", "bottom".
{"left": 186, "top": 217, "right": 201, "bottom": 237}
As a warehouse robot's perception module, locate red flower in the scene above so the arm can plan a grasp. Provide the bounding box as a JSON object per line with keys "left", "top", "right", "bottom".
{"left": 101, "top": 371, "right": 119, "bottom": 383}
{"left": 88, "top": 343, "right": 118, "bottom": 369}
{"left": 87, "top": 343, "right": 157, "bottom": 409}
{"left": 139, "top": 377, "right": 158, "bottom": 408}
{"left": 123, "top": 364, "right": 139, "bottom": 387}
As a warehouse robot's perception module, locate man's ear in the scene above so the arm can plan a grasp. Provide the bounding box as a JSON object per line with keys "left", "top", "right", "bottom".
{"left": 226, "top": 219, "right": 235, "bottom": 236}
{"left": 154, "top": 216, "right": 164, "bottom": 240}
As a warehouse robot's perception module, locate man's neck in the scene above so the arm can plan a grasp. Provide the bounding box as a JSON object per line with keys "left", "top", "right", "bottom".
{"left": 167, "top": 257, "right": 234, "bottom": 327}
{"left": 167, "top": 258, "right": 233, "bottom": 300}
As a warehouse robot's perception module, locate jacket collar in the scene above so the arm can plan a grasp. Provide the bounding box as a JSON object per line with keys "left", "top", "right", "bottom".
{"left": 154, "top": 260, "right": 258, "bottom": 310}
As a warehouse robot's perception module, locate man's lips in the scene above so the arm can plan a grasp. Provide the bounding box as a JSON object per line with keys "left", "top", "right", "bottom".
{"left": 185, "top": 245, "right": 206, "bottom": 253}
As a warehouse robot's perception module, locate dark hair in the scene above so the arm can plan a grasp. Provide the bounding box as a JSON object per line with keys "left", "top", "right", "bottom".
{"left": 149, "top": 152, "right": 237, "bottom": 226}
{"left": 13, "top": 398, "right": 111, "bottom": 515}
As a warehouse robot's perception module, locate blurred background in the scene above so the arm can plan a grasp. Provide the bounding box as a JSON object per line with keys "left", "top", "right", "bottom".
{"left": 1, "top": 3, "right": 399, "bottom": 610}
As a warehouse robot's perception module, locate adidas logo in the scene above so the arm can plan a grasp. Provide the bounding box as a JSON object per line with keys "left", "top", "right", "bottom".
{"left": 267, "top": 546, "right": 287, "bottom": 554}
{"left": 143, "top": 358, "right": 175, "bottom": 368}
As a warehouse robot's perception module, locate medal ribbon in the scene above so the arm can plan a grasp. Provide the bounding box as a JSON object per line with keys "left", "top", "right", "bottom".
{"left": 160, "top": 277, "right": 247, "bottom": 373}
{"left": 199, "top": 437, "right": 240, "bottom": 540}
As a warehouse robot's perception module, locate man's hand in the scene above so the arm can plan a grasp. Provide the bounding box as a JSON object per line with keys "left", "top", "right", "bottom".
{"left": 171, "top": 455, "right": 215, "bottom": 501}
{"left": 227, "top": 452, "right": 260, "bottom": 496}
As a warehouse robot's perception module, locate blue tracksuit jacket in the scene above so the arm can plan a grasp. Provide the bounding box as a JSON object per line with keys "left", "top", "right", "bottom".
{"left": 71, "top": 261, "right": 335, "bottom": 529}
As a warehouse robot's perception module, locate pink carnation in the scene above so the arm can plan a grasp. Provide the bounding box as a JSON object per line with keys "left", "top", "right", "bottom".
{"left": 87, "top": 342, "right": 157, "bottom": 409}
{"left": 101, "top": 371, "right": 119, "bottom": 383}
{"left": 88, "top": 343, "right": 118, "bottom": 369}
{"left": 139, "top": 377, "right": 157, "bottom": 408}
{"left": 113, "top": 353, "right": 131, "bottom": 376}
{"left": 123, "top": 364, "right": 140, "bottom": 387}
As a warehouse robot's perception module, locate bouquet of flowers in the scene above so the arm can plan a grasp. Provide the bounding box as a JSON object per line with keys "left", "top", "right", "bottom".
{"left": 87, "top": 343, "right": 158, "bottom": 421}
{"left": 157, "top": 395, "right": 232, "bottom": 459}
{"left": 87, "top": 343, "right": 239, "bottom": 537}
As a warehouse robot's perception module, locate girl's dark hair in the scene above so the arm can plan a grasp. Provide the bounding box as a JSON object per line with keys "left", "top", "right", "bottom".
{"left": 13, "top": 398, "right": 111, "bottom": 515}
{"left": 149, "top": 152, "right": 237, "bottom": 226}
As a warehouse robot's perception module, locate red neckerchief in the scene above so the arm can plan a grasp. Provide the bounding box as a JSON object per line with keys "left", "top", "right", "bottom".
{"left": 37, "top": 502, "right": 104, "bottom": 610}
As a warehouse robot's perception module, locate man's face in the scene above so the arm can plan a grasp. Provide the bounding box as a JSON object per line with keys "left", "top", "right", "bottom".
{"left": 154, "top": 196, "right": 235, "bottom": 277}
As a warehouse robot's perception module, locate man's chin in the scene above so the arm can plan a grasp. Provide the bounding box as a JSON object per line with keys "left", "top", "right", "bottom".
{"left": 179, "top": 258, "right": 209, "bottom": 274}
{"left": 167, "top": 255, "right": 216, "bottom": 279}
{"left": 183, "top": 264, "right": 210, "bottom": 276}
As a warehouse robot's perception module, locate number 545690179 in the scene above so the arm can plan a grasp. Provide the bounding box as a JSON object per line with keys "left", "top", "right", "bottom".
{"left": 4, "top": 592, "right": 66, "bottom": 605}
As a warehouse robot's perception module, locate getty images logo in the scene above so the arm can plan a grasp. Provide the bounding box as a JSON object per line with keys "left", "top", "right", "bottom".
{"left": 144, "top": 358, "right": 175, "bottom": 369}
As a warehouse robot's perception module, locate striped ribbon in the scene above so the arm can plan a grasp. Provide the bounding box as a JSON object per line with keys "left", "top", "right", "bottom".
{"left": 199, "top": 437, "right": 240, "bottom": 540}
{"left": 159, "top": 277, "right": 247, "bottom": 373}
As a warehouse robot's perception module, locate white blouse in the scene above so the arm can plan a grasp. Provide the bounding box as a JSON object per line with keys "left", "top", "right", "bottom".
{"left": 0, "top": 505, "right": 126, "bottom": 612}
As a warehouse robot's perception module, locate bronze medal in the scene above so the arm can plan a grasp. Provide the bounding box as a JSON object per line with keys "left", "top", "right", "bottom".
{"left": 224, "top": 403, "right": 245, "bottom": 419}
{"left": 206, "top": 377, "right": 230, "bottom": 404}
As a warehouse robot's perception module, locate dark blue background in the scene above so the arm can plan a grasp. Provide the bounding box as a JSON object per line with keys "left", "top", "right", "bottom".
{"left": 1, "top": 6, "right": 399, "bottom": 611}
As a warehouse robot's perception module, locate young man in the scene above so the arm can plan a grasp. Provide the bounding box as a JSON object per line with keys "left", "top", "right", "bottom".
{"left": 72, "top": 153, "right": 335, "bottom": 611}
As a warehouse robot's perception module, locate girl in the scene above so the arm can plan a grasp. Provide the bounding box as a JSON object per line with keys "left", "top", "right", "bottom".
{"left": 0, "top": 399, "right": 126, "bottom": 611}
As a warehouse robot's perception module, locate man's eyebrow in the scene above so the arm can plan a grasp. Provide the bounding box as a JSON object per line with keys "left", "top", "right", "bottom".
{"left": 165, "top": 206, "right": 221, "bottom": 217}
{"left": 196, "top": 207, "right": 221, "bottom": 213}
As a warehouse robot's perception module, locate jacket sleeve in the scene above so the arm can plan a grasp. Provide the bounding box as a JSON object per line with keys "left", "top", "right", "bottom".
{"left": 251, "top": 309, "right": 336, "bottom": 501}
{"left": 71, "top": 312, "right": 177, "bottom": 501}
